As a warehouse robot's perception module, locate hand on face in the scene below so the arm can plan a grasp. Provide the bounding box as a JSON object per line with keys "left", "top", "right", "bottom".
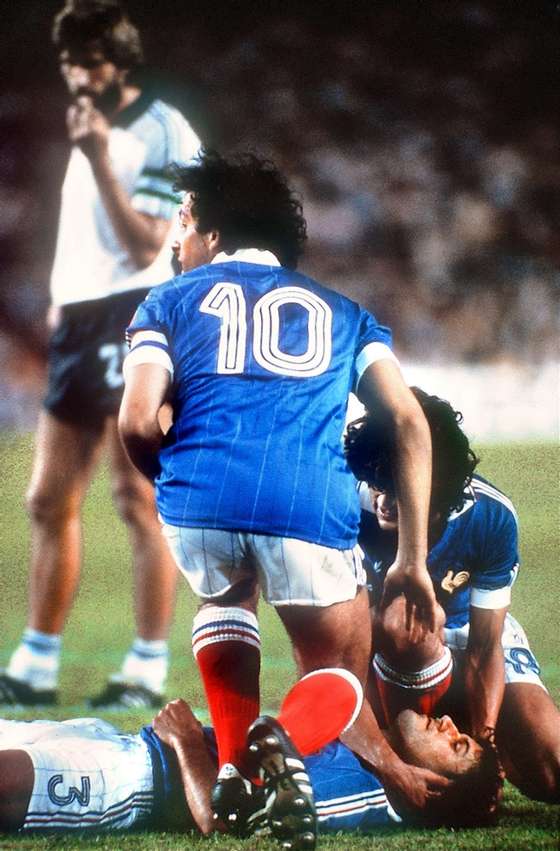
{"left": 392, "top": 709, "right": 482, "bottom": 778}
{"left": 381, "top": 759, "right": 452, "bottom": 817}
{"left": 66, "top": 97, "right": 110, "bottom": 160}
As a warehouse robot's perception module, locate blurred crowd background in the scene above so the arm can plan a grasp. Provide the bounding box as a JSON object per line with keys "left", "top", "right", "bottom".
{"left": 1, "top": 0, "right": 558, "bottom": 429}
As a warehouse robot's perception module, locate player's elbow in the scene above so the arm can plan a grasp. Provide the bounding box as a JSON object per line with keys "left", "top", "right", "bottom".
{"left": 130, "top": 218, "right": 169, "bottom": 269}
{"left": 131, "top": 244, "right": 161, "bottom": 269}
{"left": 118, "top": 400, "right": 159, "bottom": 449}
{"left": 118, "top": 411, "right": 154, "bottom": 448}
{"left": 402, "top": 395, "right": 430, "bottom": 433}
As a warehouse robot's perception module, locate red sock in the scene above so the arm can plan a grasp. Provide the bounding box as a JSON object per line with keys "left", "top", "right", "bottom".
{"left": 192, "top": 606, "right": 260, "bottom": 775}
{"left": 277, "top": 668, "right": 363, "bottom": 756}
{"left": 373, "top": 648, "right": 453, "bottom": 724}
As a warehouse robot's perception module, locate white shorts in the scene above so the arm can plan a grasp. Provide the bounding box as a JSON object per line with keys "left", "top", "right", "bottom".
{"left": 444, "top": 612, "right": 546, "bottom": 690}
{"left": 0, "top": 718, "right": 154, "bottom": 831}
{"left": 161, "top": 524, "right": 366, "bottom": 606}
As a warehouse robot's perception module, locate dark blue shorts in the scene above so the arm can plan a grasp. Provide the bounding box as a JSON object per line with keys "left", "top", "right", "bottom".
{"left": 44, "top": 289, "right": 150, "bottom": 428}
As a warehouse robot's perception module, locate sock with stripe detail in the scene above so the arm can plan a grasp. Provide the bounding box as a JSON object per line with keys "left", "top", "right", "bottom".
{"left": 192, "top": 606, "right": 260, "bottom": 775}
{"left": 6, "top": 628, "right": 62, "bottom": 690}
{"left": 113, "top": 637, "right": 169, "bottom": 694}
{"left": 373, "top": 646, "right": 453, "bottom": 725}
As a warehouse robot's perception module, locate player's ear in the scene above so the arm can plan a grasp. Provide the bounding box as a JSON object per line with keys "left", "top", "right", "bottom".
{"left": 205, "top": 230, "right": 221, "bottom": 254}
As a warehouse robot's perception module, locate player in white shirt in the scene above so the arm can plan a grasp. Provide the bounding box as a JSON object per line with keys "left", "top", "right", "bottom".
{"left": 0, "top": 1, "right": 201, "bottom": 711}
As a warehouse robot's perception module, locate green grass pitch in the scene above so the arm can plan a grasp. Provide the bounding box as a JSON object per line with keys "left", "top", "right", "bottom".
{"left": 0, "top": 434, "right": 558, "bottom": 849}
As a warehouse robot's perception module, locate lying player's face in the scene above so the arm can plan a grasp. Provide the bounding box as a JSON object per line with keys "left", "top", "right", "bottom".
{"left": 369, "top": 487, "right": 398, "bottom": 531}
{"left": 174, "top": 195, "right": 216, "bottom": 272}
{"left": 59, "top": 45, "right": 126, "bottom": 108}
{"left": 392, "top": 709, "right": 482, "bottom": 778}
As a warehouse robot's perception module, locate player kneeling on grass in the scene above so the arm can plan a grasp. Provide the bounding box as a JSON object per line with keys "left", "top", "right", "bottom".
{"left": 0, "top": 669, "right": 502, "bottom": 844}
{"left": 345, "top": 387, "right": 560, "bottom": 804}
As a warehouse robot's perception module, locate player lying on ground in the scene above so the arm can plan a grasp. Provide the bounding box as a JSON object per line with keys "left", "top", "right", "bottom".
{"left": 345, "top": 387, "right": 560, "bottom": 804}
{"left": 0, "top": 670, "right": 502, "bottom": 844}
{"left": 119, "top": 149, "right": 437, "bottom": 829}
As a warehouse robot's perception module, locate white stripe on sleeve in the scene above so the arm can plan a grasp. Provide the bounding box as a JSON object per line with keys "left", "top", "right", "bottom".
{"left": 123, "top": 346, "right": 174, "bottom": 379}
{"left": 355, "top": 342, "right": 400, "bottom": 390}
{"left": 129, "top": 330, "right": 169, "bottom": 350}
{"left": 470, "top": 584, "right": 512, "bottom": 610}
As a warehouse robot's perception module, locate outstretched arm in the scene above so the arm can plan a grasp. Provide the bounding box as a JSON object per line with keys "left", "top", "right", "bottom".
{"left": 358, "top": 359, "right": 436, "bottom": 633}
{"left": 153, "top": 699, "right": 217, "bottom": 835}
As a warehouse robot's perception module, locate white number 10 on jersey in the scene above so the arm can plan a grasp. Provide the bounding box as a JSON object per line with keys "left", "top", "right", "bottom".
{"left": 200, "top": 283, "right": 333, "bottom": 377}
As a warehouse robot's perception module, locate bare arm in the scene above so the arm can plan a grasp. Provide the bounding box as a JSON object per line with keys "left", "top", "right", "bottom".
{"left": 340, "top": 700, "right": 451, "bottom": 817}
{"left": 464, "top": 605, "right": 508, "bottom": 739}
{"left": 357, "top": 358, "right": 436, "bottom": 632}
{"left": 0, "top": 750, "right": 34, "bottom": 831}
{"left": 153, "top": 699, "right": 216, "bottom": 835}
{"left": 118, "top": 361, "right": 170, "bottom": 481}
{"left": 67, "top": 97, "right": 170, "bottom": 268}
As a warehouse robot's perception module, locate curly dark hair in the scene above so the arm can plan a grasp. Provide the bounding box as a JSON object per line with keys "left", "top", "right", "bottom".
{"left": 419, "top": 736, "right": 504, "bottom": 828}
{"left": 171, "top": 150, "right": 307, "bottom": 269}
{"left": 52, "top": 1, "right": 143, "bottom": 69}
{"left": 345, "top": 386, "right": 479, "bottom": 520}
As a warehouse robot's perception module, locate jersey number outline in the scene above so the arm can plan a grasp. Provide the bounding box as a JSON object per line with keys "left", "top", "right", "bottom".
{"left": 199, "top": 283, "right": 332, "bottom": 377}
{"left": 98, "top": 342, "right": 128, "bottom": 389}
{"left": 47, "top": 774, "right": 91, "bottom": 807}
{"left": 506, "top": 646, "right": 541, "bottom": 676}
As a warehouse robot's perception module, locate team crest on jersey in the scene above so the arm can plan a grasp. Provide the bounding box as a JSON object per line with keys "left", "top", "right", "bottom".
{"left": 441, "top": 569, "right": 470, "bottom": 594}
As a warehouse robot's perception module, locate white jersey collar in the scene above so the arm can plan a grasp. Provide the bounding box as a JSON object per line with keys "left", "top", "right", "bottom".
{"left": 211, "top": 248, "right": 281, "bottom": 267}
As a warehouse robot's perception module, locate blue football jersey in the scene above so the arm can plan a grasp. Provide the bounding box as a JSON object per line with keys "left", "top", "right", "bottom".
{"left": 305, "top": 739, "right": 401, "bottom": 830}
{"left": 127, "top": 250, "right": 394, "bottom": 548}
{"left": 360, "top": 475, "right": 519, "bottom": 627}
{"left": 142, "top": 725, "right": 400, "bottom": 832}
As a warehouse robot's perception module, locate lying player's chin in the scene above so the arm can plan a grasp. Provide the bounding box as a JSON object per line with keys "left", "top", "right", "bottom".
{"left": 375, "top": 513, "right": 398, "bottom": 532}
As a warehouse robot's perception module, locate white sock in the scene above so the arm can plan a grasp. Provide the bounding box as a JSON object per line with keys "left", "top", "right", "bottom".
{"left": 6, "top": 628, "right": 61, "bottom": 690}
{"left": 112, "top": 638, "right": 169, "bottom": 694}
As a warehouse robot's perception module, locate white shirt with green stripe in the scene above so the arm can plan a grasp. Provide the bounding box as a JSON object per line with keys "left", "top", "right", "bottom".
{"left": 50, "top": 93, "right": 200, "bottom": 307}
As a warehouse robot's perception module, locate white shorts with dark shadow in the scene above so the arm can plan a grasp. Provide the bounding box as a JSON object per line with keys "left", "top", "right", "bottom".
{"left": 0, "top": 717, "right": 153, "bottom": 831}
{"left": 161, "top": 525, "right": 366, "bottom": 606}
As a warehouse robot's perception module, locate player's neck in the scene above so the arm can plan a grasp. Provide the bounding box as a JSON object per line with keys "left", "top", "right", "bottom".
{"left": 428, "top": 515, "right": 447, "bottom": 548}
{"left": 115, "top": 84, "right": 142, "bottom": 115}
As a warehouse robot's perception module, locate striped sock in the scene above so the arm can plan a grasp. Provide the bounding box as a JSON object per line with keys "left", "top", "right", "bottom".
{"left": 114, "top": 638, "right": 169, "bottom": 694}
{"left": 192, "top": 606, "right": 260, "bottom": 774}
{"left": 6, "top": 628, "right": 62, "bottom": 690}
{"left": 373, "top": 647, "right": 453, "bottom": 724}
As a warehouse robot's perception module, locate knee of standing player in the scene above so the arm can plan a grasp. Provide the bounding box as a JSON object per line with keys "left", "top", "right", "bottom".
{"left": 111, "top": 473, "right": 156, "bottom": 526}
{"left": 25, "top": 480, "right": 78, "bottom": 525}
